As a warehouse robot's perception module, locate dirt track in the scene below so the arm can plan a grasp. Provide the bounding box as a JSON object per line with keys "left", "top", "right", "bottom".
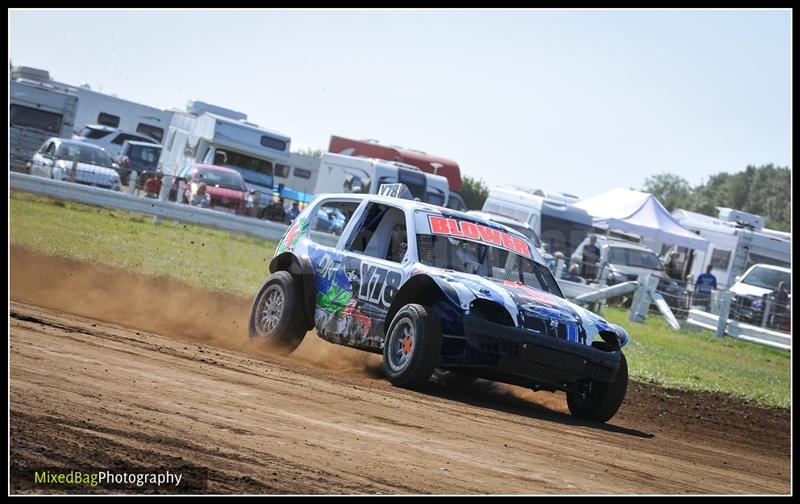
{"left": 9, "top": 247, "right": 791, "bottom": 494}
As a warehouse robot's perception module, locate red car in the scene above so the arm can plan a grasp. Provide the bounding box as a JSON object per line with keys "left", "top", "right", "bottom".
{"left": 180, "top": 163, "right": 250, "bottom": 215}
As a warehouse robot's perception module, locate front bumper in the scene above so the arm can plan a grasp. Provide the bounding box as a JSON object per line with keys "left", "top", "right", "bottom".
{"left": 461, "top": 313, "right": 622, "bottom": 387}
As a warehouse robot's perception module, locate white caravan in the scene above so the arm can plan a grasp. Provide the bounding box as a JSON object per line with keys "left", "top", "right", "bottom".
{"left": 314, "top": 153, "right": 450, "bottom": 206}
{"left": 10, "top": 75, "right": 78, "bottom": 173}
{"left": 657, "top": 207, "right": 791, "bottom": 289}
{"left": 482, "top": 185, "right": 593, "bottom": 256}
{"left": 273, "top": 152, "right": 321, "bottom": 204}
{"left": 159, "top": 100, "right": 292, "bottom": 215}
{"left": 11, "top": 65, "right": 173, "bottom": 143}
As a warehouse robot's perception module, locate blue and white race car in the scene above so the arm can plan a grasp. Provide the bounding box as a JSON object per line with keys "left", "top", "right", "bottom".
{"left": 249, "top": 188, "right": 631, "bottom": 422}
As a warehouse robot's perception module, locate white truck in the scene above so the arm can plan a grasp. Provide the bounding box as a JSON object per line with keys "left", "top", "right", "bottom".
{"left": 11, "top": 65, "right": 174, "bottom": 143}
{"left": 657, "top": 207, "right": 791, "bottom": 290}
{"left": 10, "top": 74, "right": 78, "bottom": 173}
{"left": 313, "top": 153, "right": 450, "bottom": 206}
{"left": 482, "top": 185, "right": 593, "bottom": 256}
{"left": 159, "top": 100, "right": 293, "bottom": 216}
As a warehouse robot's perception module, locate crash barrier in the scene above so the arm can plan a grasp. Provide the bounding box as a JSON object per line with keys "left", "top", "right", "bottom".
{"left": 686, "top": 307, "right": 791, "bottom": 351}
{"left": 11, "top": 172, "right": 343, "bottom": 247}
{"left": 567, "top": 273, "right": 680, "bottom": 330}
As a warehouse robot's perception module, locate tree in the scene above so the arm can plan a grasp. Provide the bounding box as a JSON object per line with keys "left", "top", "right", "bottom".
{"left": 642, "top": 173, "right": 693, "bottom": 212}
{"left": 641, "top": 164, "right": 791, "bottom": 231}
{"left": 293, "top": 147, "right": 323, "bottom": 159}
{"left": 461, "top": 175, "right": 489, "bottom": 210}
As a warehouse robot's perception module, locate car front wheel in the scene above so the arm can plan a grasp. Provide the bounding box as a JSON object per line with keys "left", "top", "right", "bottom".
{"left": 249, "top": 271, "right": 307, "bottom": 354}
{"left": 383, "top": 304, "right": 442, "bottom": 389}
{"left": 566, "top": 352, "right": 628, "bottom": 423}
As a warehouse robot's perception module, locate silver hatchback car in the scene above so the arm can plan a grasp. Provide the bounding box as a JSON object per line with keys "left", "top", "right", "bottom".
{"left": 29, "top": 137, "right": 121, "bottom": 191}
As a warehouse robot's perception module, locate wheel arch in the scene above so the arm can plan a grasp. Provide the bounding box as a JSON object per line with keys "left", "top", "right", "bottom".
{"left": 269, "top": 252, "right": 316, "bottom": 330}
{"left": 385, "top": 274, "right": 460, "bottom": 335}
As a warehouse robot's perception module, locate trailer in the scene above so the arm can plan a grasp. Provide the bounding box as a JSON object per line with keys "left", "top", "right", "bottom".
{"left": 661, "top": 207, "right": 791, "bottom": 289}
{"left": 159, "top": 101, "right": 292, "bottom": 215}
{"left": 10, "top": 77, "right": 78, "bottom": 173}
{"left": 11, "top": 66, "right": 174, "bottom": 143}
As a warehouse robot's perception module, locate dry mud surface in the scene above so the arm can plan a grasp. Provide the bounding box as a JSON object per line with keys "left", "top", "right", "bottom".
{"left": 10, "top": 246, "right": 791, "bottom": 494}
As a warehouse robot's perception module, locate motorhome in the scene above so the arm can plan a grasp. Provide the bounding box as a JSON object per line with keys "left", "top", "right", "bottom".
{"left": 11, "top": 65, "right": 173, "bottom": 143}
{"left": 314, "top": 153, "right": 450, "bottom": 206}
{"left": 10, "top": 76, "right": 78, "bottom": 172}
{"left": 482, "top": 185, "right": 593, "bottom": 255}
{"left": 273, "top": 152, "right": 321, "bottom": 204}
{"left": 657, "top": 207, "right": 791, "bottom": 289}
{"left": 328, "top": 135, "right": 467, "bottom": 211}
{"left": 159, "top": 100, "right": 292, "bottom": 216}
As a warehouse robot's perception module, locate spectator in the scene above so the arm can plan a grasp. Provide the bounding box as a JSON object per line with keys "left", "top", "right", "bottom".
{"left": 285, "top": 201, "right": 301, "bottom": 224}
{"left": 562, "top": 263, "right": 586, "bottom": 284}
{"left": 189, "top": 182, "right": 211, "bottom": 208}
{"left": 693, "top": 264, "right": 717, "bottom": 310}
{"left": 263, "top": 197, "right": 287, "bottom": 222}
{"left": 770, "top": 281, "right": 790, "bottom": 330}
{"left": 581, "top": 235, "right": 601, "bottom": 281}
{"left": 244, "top": 190, "right": 257, "bottom": 217}
{"left": 665, "top": 252, "right": 683, "bottom": 280}
{"left": 144, "top": 170, "right": 164, "bottom": 198}
{"left": 749, "top": 293, "right": 769, "bottom": 324}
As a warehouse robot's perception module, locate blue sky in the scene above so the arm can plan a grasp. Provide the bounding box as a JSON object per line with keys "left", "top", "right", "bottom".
{"left": 9, "top": 9, "right": 791, "bottom": 199}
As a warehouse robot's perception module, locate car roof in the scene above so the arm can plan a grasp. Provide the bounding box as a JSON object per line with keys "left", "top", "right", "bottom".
{"left": 125, "top": 140, "right": 162, "bottom": 147}
{"left": 192, "top": 163, "right": 245, "bottom": 177}
{"left": 591, "top": 236, "right": 655, "bottom": 252}
{"left": 52, "top": 137, "right": 108, "bottom": 151}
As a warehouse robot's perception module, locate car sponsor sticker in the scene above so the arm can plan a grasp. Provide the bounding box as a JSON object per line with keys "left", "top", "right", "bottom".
{"left": 426, "top": 215, "right": 532, "bottom": 258}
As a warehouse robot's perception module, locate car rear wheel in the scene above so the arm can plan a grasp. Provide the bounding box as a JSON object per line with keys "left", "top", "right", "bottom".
{"left": 566, "top": 352, "right": 628, "bottom": 423}
{"left": 249, "top": 271, "right": 306, "bottom": 355}
{"left": 383, "top": 304, "right": 442, "bottom": 389}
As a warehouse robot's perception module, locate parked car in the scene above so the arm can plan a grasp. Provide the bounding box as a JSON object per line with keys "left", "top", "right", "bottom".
{"left": 176, "top": 163, "right": 249, "bottom": 215}
{"left": 729, "top": 264, "right": 791, "bottom": 326}
{"left": 570, "top": 236, "right": 683, "bottom": 306}
{"left": 113, "top": 140, "right": 162, "bottom": 187}
{"left": 29, "top": 137, "right": 120, "bottom": 191}
{"left": 73, "top": 124, "right": 159, "bottom": 157}
{"left": 249, "top": 191, "right": 631, "bottom": 423}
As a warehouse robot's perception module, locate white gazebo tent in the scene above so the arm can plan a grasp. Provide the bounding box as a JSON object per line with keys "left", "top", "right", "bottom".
{"left": 573, "top": 188, "right": 709, "bottom": 251}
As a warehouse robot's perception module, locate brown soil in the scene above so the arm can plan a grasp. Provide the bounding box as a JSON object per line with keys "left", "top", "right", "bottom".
{"left": 9, "top": 246, "right": 791, "bottom": 494}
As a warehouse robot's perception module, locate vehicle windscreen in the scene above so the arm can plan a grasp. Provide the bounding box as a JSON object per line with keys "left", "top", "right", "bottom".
{"left": 417, "top": 234, "right": 562, "bottom": 296}
{"left": 214, "top": 149, "right": 273, "bottom": 188}
{"left": 197, "top": 169, "right": 247, "bottom": 191}
{"left": 56, "top": 144, "right": 113, "bottom": 167}
{"left": 742, "top": 267, "right": 791, "bottom": 291}
{"left": 129, "top": 145, "right": 161, "bottom": 168}
{"left": 609, "top": 247, "right": 662, "bottom": 270}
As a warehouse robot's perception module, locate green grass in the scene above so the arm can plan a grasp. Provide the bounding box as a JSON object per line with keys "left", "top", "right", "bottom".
{"left": 10, "top": 190, "right": 790, "bottom": 408}
{"left": 11, "top": 190, "right": 275, "bottom": 297}
{"left": 603, "top": 306, "right": 790, "bottom": 408}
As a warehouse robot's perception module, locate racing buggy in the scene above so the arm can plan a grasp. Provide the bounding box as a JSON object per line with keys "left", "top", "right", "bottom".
{"left": 249, "top": 187, "right": 631, "bottom": 422}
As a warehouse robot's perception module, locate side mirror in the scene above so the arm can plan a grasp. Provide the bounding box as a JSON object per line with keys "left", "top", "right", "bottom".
{"left": 735, "top": 276, "right": 742, "bottom": 283}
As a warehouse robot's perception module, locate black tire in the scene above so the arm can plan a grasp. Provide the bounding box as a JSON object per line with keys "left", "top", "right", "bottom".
{"left": 566, "top": 352, "right": 628, "bottom": 423}
{"left": 382, "top": 304, "right": 442, "bottom": 389}
{"left": 249, "top": 271, "right": 307, "bottom": 355}
{"left": 433, "top": 369, "right": 478, "bottom": 389}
